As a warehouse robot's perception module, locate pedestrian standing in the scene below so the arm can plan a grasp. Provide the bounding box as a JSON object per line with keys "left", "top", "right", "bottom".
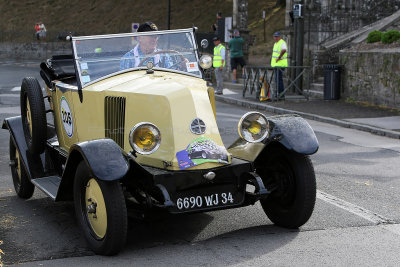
{"left": 228, "top": 29, "right": 246, "bottom": 83}
{"left": 271, "top": 31, "right": 288, "bottom": 99}
{"left": 211, "top": 12, "right": 223, "bottom": 34}
{"left": 39, "top": 23, "right": 47, "bottom": 39}
{"left": 34, "top": 23, "right": 40, "bottom": 40}
{"left": 213, "top": 36, "right": 225, "bottom": 95}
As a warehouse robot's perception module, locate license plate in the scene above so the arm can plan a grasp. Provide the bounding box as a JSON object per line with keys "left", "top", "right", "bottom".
{"left": 173, "top": 185, "right": 243, "bottom": 212}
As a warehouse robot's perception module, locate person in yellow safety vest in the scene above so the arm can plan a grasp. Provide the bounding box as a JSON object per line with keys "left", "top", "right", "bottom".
{"left": 271, "top": 31, "right": 288, "bottom": 100}
{"left": 213, "top": 36, "right": 226, "bottom": 95}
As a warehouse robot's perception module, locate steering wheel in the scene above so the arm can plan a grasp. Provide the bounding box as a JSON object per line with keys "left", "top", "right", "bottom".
{"left": 138, "top": 49, "right": 188, "bottom": 71}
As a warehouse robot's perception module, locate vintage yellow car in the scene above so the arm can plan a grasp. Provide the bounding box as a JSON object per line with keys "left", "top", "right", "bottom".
{"left": 3, "top": 28, "right": 319, "bottom": 255}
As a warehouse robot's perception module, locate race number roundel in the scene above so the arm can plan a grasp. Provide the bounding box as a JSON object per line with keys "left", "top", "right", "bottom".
{"left": 60, "top": 96, "right": 73, "bottom": 137}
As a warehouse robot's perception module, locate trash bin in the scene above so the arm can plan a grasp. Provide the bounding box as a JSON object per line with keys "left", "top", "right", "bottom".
{"left": 323, "top": 64, "right": 342, "bottom": 100}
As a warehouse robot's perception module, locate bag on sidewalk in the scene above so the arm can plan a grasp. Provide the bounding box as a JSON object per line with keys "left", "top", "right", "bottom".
{"left": 259, "top": 77, "right": 270, "bottom": 101}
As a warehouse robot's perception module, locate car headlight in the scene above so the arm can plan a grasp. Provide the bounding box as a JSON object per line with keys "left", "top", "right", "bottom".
{"left": 238, "top": 112, "right": 270, "bottom": 143}
{"left": 199, "top": 55, "right": 212, "bottom": 69}
{"left": 129, "top": 122, "right": 161, "bottom": 154}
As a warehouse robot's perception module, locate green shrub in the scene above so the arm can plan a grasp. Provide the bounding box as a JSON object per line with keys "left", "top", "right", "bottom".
{"left": 381, "top": 30, "right": 400, "bottom": 44}
{"left": 366, "top": 30, "right": 382, "bottom": 43}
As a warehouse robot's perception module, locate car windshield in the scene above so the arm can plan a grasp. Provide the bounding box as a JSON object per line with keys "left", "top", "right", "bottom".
{"left": 72, "top": 29, "right": 201, "bottom": 87}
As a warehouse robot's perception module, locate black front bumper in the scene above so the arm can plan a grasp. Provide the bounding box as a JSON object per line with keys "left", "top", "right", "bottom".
{"left": 128, "top": 157, "right": 270, "bottom": 214}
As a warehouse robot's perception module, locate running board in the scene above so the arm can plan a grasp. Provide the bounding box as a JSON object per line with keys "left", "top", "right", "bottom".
{"left": 31, "top": 176, "right": 61, "bottom": 200}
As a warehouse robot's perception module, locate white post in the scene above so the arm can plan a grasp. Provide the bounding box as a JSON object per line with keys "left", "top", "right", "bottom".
{"left": 233, "top": 0, "right": 238, "bottom": 28}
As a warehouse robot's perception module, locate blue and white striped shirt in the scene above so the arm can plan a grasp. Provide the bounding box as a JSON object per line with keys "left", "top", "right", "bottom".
{"left": 120, "top": 45, "right": 173, "bottom": 70}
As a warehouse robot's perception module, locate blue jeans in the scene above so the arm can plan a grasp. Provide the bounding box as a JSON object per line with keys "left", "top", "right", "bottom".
{"left": 274, "top": 68, "right": 285, "bottom": 97}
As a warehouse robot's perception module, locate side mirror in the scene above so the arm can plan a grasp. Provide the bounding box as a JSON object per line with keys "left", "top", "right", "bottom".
{"left": 201, "top": 39, "right": 209, "bottom": 49}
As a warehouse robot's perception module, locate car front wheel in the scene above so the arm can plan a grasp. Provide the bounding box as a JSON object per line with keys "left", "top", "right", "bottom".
{"left": 256, "top": 145, "right": 316, "bottom": 228}
{"left": 73, "top": 161, "right": 127, "bottom": 255}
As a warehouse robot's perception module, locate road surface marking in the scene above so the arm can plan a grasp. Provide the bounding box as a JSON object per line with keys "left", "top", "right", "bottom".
{"left": 11, "top": 87, "right": 21, "bottom": 91}
{"left": 317, "top": 190, "right": 393, "bottom": 224}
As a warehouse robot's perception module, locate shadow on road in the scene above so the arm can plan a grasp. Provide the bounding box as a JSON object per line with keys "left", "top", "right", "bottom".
{"left": 1, "top": 192, "right": 299, "bottom": 265}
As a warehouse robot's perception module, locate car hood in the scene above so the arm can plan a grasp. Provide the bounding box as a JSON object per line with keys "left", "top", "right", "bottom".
{"left": 88, "top": 71, "right": 230, "bottom": 170}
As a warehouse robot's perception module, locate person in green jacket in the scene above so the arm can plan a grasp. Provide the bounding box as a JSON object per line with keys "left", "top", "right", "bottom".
{"left": 228, "top": 29, "right": 246, "bottom": 83}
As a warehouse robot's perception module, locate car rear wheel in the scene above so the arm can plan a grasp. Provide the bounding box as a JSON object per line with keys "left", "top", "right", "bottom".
{"left": 20, "top": 77, "right": 47, "bottom": 154}
{"left": 256, "top": 145, "right": 316, "bottom": 228}
{"left": 9, "top": 137, "right": 35, "bottom": 199}
{"left": 73, "top": 161, "right": 127, "bottom": 255}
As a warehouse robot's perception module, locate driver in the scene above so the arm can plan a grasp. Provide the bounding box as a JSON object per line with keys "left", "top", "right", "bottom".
{"left": 120, "top": 22, "right": 174, "bottom": 70}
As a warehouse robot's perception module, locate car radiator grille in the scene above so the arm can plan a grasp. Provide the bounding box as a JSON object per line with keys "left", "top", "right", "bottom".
{"left": 104, "top": 96, "right": 126, "bottom": 148}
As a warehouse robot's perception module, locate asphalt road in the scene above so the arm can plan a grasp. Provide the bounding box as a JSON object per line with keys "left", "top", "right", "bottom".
{"left": 0, "top": 62, "right": 400, "bottom": 266}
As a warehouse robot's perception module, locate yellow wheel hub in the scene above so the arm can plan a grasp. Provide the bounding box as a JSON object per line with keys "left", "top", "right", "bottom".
{"left": 15, "top": 148, "right": 21, "bottom": 181}
{"left": 26, "top": 98, "right": 33, "bottom": 136}
{"left": 85, "top": 178, "right": 107, "bottom": 239}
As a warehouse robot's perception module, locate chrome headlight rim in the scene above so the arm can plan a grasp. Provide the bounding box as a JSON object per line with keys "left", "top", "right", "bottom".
{"left": 129, "top": 122, "right": 161, "bottom": 155}
{"left": 199, "top": 55, "right": 212, "bottom": 69}
{"left": 238, "top": 112, "right": 270, "bottom": 143}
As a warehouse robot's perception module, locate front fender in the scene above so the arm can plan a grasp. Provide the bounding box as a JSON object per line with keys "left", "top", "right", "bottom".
{"left": 67, "top": 138, "right": 129, "bottom": 181}
{"left": 268, "top": 115, "right": 319, "bottom": 155}
{"left": 56, "top": 139, "right": 129, "bottom": 201}
{"left": 228, "top": 115, "right": 319, "bottom": 161}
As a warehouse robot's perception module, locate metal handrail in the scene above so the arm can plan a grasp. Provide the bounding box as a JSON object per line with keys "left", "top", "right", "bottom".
{"left": 243, "top": 65, "right": 311, "bottom": 101}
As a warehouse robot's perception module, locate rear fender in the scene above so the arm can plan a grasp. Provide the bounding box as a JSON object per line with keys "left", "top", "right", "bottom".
{"left": 228, "top": 115, "right": 319, "bottom": 161}
{"left": 56, "top": 139, "right": 129, "bottom": 201}
{"left": 2, "top": 116, "right": 45, "bottom": 179}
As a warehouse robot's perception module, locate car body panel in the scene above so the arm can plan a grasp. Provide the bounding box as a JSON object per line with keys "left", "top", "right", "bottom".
{"left": 52, "top": 71, "right": 229, "bottom": 170}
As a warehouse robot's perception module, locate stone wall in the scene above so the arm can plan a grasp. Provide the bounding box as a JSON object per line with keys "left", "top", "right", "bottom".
{"left": 286, "top": 0, "right": 400, "bottom": 48}
{"left": 0, "top": 42, "right": 71, "bottom": 60}
{"left": 339, "top": 49, "right": 400, "bottom": 108}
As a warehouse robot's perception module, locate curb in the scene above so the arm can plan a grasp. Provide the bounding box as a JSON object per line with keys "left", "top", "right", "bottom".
{"left": 215, "top": 95, "right": 400, "bottom": 140}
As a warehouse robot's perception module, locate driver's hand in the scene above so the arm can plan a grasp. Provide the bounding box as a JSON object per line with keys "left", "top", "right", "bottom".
{"left": 179, "top": 58, "right": 189, "bottom": 71}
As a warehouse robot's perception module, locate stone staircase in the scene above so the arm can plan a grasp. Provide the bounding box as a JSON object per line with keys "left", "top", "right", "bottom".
{"left": 322, "top": 9, "right": 400, "bottom": 50}
{"left": 310, "top": 9, "right": 400, "bottom": 99}
{"left": 309, "top": 77, "right": 324, "bottom": 99}
{"left": 223, "top": 78, "right": 245, "bottom": 90}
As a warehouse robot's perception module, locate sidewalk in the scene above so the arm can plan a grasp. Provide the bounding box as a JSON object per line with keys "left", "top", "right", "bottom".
{"left": 214, "top": 82, "right": 400, "bottom": 139}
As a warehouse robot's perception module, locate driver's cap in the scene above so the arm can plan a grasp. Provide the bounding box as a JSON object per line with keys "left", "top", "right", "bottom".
{"left": 138, "top": 22, "right": 158, "bottom": 32}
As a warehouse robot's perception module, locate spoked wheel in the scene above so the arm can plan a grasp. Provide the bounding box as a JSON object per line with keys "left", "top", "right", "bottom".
{"left": 256, "top": 145, "right": 316, "bottom": 228}
{"left": 74, "top": 161, "right": 127, "bottom": 255}
{"left": 9, "top": 137, "right": 34, "bottom": 199}
{"left": 20, "top": 77, "right": 47, "bottom": 154}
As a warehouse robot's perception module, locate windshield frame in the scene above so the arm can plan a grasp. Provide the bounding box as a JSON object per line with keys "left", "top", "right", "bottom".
{"left": 71, "top": 28, "right": 202, "bottom": 89}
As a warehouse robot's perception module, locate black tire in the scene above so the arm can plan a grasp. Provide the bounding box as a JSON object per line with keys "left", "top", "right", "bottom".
{"left": 20, "top": 77, "right": 47, "bottom": 154}
{"left": 9, "top": 137, "right": 35, "bottom": 199}
{"left": 256, "top": 145, "right": 316, "bottom": 228}
{"left": 73, "top": 161, "right": 127, "bottom": 255}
